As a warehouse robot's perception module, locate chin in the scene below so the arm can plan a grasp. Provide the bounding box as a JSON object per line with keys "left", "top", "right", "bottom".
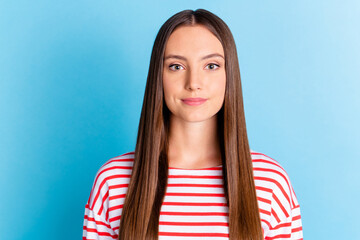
{"left": 183, "top": 114, "right": 217, "bottom": 123}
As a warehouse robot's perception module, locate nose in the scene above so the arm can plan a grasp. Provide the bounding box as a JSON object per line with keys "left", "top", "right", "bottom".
{"left": 185, "top": 68, "right": 202, "bottom": 91}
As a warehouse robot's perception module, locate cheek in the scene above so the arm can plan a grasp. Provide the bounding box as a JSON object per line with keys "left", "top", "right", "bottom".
{"left": 163, "top": 77, "right": 182, "bottom": 97}
{"left": 211, "top": 75, "right": 226, "bottom": 99}
{"left": 162, "top": 80, "right": 178, "bottom": 111}
{"left": 162, "top": 74, "right": 171, "bottom": 97}
{"left": 163, "top": 81, "right": 173, "bottom": 100}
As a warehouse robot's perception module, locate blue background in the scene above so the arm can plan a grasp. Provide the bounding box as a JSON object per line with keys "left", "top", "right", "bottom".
{"left": 1, "top": 1, "right": 359, "bottom": 239}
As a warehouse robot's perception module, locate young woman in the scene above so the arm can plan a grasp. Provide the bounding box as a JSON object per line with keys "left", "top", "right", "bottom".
{"left": 83, "top": 9, "right": 303, "bottom": 240}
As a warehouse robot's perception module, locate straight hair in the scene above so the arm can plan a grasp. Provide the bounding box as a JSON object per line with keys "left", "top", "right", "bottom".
{"left": 118, "top": 9, "right": 263, "bottom": 240}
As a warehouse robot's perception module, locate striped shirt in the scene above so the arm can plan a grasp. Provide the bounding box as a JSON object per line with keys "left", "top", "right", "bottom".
{"left": 83, "top": 150, "right": 303, "bottom": 239}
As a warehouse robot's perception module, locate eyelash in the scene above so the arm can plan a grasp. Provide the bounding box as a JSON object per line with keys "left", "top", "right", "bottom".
{"left": 169, "top": 63, "right": 220, "bottom": 71}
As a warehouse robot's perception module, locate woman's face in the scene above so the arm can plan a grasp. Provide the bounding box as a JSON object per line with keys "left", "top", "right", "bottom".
{"left": 163, "top": 24, "right": 226, "bottom": 123}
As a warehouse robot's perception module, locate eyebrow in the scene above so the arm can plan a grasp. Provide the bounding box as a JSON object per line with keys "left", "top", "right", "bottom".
{"left": 164, "top": 53, "right": 224, "bottom": 61}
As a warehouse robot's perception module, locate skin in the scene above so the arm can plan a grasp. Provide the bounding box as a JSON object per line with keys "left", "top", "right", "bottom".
{"left": 163, "top": 24, "right": 226, "bottom": 169}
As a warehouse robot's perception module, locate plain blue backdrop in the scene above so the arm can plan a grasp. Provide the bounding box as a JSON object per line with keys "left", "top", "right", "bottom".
{"left": 1, "top": 1, "right": 359, "bottom": 239}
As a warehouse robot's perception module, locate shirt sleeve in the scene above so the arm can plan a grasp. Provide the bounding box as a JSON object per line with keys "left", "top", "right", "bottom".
{"left": 83, "top": 203, "right": 117, "bottom": 240}
{"left": 82, "top": 166, "right": 118, "bottom": 240}
{"left": 266, "top": 204, "right": 303, "bottom": 239}
{"left": 265, "top": 175, "right": 303, "bottom": 239}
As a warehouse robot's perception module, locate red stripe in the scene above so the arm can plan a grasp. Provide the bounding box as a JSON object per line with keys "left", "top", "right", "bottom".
{"left": 261, "top": 219, "right": 271, "bottom": 229}
{"left": 91, "top": 175, "right": 131, "bottom": 210}
{"left": 273, "top": 192, "right": 290, "bottom": 217}
{"left": 258, "top": 196, "right": 272, "bottom": 204}
{"left": 254, "top": 176, "right": 291, "bottom": 207}
{"left": 83, "top": 215, "right": 112, "bottom": 229}
{"left": 96, "top": 203, "right": 274, "bottom": 220}
{"left": 160, "top": 211, "right": 228, "bottom": 216}
{"left": 103, "top": 159, "right": 133, "bottom": 167}
{"left": 159, "top": 232, "right": 229, "bottom": 237}
{"left": 91, "top": 165, "right": 131, "bottom": 204}
{"left": 169, "top": 166, "right": 222, "bottom": 170}
{"left": 109, "top": 215, "right": 120, "bottom": 223}
{"left": 109, "top": 193, "right": 127, "bottom": 201}
{"left": 97, "top": 191, "right": 109, "bottom": 215}
{"left": 159, "top": 221, "right": 228, "bottom": 226}
{"left": 254, "top": 167, "right": 290, "bottom": 186}
{"left": 167, "top": 183, "right": 223, "bottom": 188}
{"left": 165, "top": 192, "right": 225, "bottom": 197}
{"left": 259, "top": 208, "right": 271, "bottom": 216}
{"left": 292, "top": 226, "right": 303, "bottom": 233}
{"left": 256, "top": 186, "right": 273, "bottom": 193}
{"left": 271, "top": 209, "right": 281, "bottom": 223}
{"left": 109, "top": 183, "right": 129, "bottom": 190}
{"left": 102, "top": 166, "right": 132, "bottom": 171}
{"left": 83, "top": 226, "right": 117, "bottom": 239}
{"left": 252, "top": 154, "right": 297, "bottom": 207}
{"left": 109, "top": 204, "right": 123, "bottom": 212}
{"left": 169, "top": 175, "right": 222, "bottom": 179}
{"left": 293, "top": 215, "right": 301, "bottom": 221}
{"left": 265, "top": 234, "right": 291, "bottom": 240}
{"left": 252, "top": 158, "right": 286, "bottom": 173}
{"left": 102, "top": 152, "right": 134, "bottom": 167}
{"left": 162, "top": 202, "right": 227, "bottom": 207}
{"left": 89, "top": 152, "right": 133, "bottom": 201}
{"left": 271, "top": 222, "right": 291, "bottom": 230}
{"left": 254, "top": 166, "right": 295, "bottom": 207}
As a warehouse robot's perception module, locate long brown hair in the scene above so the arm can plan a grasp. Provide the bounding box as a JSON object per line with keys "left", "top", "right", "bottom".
{"left": 118, "top": 9, "right": 263, "bottom": 239}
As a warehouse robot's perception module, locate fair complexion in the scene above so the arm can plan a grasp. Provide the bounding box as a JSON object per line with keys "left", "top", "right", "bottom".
{"left": 163, "top": 24, "right": 226, "bottom": 169}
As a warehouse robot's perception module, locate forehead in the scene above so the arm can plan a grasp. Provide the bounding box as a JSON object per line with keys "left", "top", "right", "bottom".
{"left": 164, "top": 24, "right": 224, "bottom": 57}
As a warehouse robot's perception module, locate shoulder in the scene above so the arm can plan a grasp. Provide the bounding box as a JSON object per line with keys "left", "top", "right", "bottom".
{"left": 87, "top": 151, "right": 135, "bottom": 211}
{"left": 250, "top": 150, "right": 303, "bottom": 238}
{"left": 98, "top": 151, "right": 135, "bottom": 174}
{"left": 93, "top": 151, "right": 135, "bottom": 186}
{"left": 250, "top": 149, "right": 291, "bottom": 182}
{"left": 250, "top": 149, "right": 299, "bottom": 209}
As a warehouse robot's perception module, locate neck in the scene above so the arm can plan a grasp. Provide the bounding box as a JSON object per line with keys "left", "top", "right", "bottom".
{"left": 167, "top": 114, "right": 222, "bottom": 169}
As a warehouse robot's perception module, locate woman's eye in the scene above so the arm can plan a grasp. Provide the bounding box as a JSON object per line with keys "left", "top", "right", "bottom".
{"left": 205, "top": 63, "right": 220, "bottom": 70}
{"left": 169, "top": 64, "right": 184, "bottom": 71}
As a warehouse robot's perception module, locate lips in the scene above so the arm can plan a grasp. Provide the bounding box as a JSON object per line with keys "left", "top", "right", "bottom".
{"left": 181, "top": 98, "right": 207, "bottom": 106}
